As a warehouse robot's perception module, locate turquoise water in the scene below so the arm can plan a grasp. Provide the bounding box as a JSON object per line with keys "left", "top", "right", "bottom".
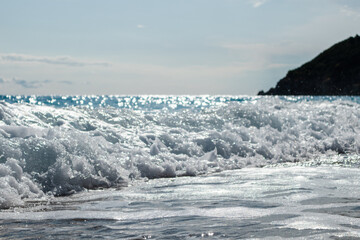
{"left": 1, "top": 95, "right": 360, "bottom": 109}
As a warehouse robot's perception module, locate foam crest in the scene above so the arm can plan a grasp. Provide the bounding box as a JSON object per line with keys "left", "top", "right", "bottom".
{"left": 0, "top": 96, "right": 360, "bottom": 208}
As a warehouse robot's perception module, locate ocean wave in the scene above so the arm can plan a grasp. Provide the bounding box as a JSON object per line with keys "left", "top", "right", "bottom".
{"left": 1, "top": 96, "right": 360, "bottom": 208}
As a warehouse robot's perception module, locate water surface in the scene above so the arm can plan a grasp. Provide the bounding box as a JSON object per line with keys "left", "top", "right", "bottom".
{"left": 1, "top": 95, "right": 360, "bottom": 238}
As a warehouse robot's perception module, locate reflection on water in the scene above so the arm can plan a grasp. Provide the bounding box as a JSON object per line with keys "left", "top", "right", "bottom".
{"left": 1, "top": 166, "right": 360, "bottom": 239}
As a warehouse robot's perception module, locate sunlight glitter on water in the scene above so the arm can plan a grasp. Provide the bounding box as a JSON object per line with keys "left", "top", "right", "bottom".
{"left": 2, "top": 166, "right": 360, "bottom": 239}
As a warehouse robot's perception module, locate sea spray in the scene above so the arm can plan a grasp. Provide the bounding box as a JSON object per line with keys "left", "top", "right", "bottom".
{"left": 0, "top": 96, "right": 360, "bottom": 208}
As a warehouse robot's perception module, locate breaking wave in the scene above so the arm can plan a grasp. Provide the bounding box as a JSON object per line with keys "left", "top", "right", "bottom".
{"left": 1, "top": 95, "right": 360, "bottom": 208}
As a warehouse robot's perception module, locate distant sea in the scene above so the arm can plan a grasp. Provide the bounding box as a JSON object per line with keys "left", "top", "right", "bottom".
{"left": 1, "top": 95, "right": 360, "bottom": 239}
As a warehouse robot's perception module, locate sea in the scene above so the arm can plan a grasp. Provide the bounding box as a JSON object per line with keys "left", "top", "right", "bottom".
{"left": 1, "top": 95, "right": 360, "bottom": 239}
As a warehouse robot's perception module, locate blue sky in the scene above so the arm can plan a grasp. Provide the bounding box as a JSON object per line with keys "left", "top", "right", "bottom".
{"left": 0, "top": 0, "right": 359, "bottom": 95}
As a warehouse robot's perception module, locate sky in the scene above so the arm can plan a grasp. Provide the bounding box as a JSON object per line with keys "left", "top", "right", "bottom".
{"left": 0, "top": 0, "right": 360, "bottom": 95}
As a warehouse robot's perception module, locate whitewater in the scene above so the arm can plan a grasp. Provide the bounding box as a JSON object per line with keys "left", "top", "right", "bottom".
{"left": 1, "top": 95, "right": 360, "bottom": 239}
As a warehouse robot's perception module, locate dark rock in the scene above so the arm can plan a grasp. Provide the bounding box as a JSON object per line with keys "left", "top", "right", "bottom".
{"left": 258, "top": 35, "right": 360, "bottom": 95}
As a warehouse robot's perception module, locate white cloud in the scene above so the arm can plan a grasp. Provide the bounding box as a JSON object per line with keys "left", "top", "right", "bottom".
{"left": 0, "top": 53, "right": 110, "bottom": 67}
{"left": 137, "top": 24, "right": 145, "bottom": 29}
{"left": 340, "top": 5, "right": 360, "bottom": 18}
{"left": 0, "top": 53, "right": 270, "bottom": 82}
{"left": 0, "top": 51, "right": 276, "bottom": 94}
{"left": 0, "top": 76, "right": 53, "bottom": 89}
{"left": 250, "top": 0, "right": 268, "bottom": 8}
{"left": 221, "top": 41, "right": 316, "bottom": 57}
{"left": 0, "top": 77, "right": 9, "bottom": 83}
{"left": 220, "top": 41, "right": 305, "bottom": 73}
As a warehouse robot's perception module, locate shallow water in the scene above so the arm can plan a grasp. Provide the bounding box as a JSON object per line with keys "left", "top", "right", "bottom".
{"left": 1, "top": 165, "right": 360, "bottom": 239}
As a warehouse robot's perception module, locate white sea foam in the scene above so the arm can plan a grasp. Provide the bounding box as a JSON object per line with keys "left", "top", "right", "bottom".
{"left": 0, "top": 97, "right": 360, "bottom": 208}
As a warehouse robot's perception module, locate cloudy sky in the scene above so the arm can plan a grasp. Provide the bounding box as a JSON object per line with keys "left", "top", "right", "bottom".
{"left": 1, "top": 0, "right": 359, "bottom": 95}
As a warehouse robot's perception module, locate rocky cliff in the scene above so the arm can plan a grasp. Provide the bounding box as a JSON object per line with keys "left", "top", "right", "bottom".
{"left": 258, "top": 35, "right": 360, "bottom": 95}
